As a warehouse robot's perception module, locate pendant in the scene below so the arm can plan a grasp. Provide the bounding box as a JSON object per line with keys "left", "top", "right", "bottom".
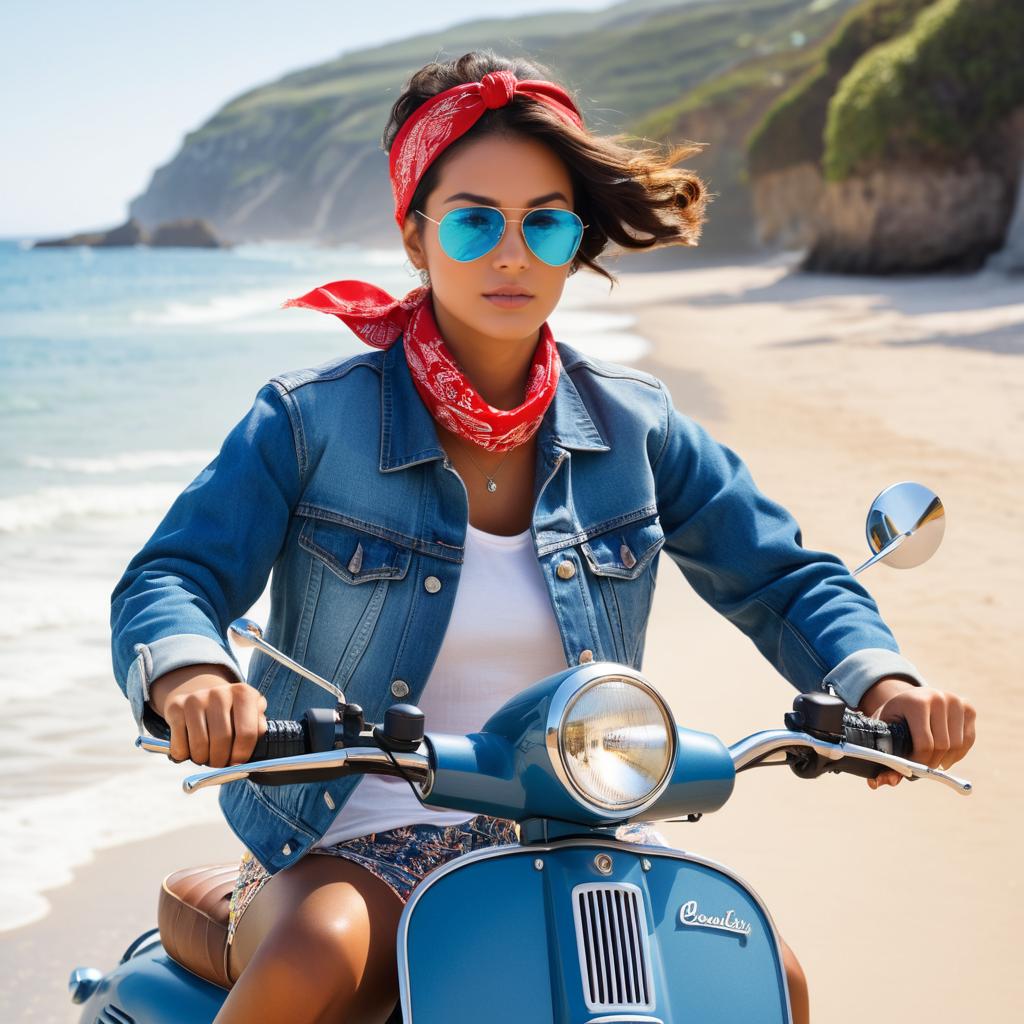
{"left": 486, "top": 479, "right": 497, "bottom": 493}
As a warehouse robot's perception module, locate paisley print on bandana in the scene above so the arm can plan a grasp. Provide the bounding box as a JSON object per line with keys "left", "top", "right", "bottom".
{"left": 280, "top": 69, "right": 583, "bottom": 453}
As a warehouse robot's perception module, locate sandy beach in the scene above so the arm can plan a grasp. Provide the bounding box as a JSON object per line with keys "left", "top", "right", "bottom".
{"left": 5, "top": 254, "right": 1020, "bottom": 1022}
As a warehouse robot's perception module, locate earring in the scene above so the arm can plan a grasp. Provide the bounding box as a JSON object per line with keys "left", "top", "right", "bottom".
{"left": 403, "top": 257, "right": 419, "bottom": 278}
{"left": 418, "top": 268, "right": 431, "bottom": 286}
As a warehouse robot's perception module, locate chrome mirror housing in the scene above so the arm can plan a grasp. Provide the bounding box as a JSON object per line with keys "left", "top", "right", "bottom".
{"left": 853, "top": 481, "right": 945, "bottom": 576}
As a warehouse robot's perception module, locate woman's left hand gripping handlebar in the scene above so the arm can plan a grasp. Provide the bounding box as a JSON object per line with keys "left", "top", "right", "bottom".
{"left": 858, "top": 676, "right": 977, "bottom": 789}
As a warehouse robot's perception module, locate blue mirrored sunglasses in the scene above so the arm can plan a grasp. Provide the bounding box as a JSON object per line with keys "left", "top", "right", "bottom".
{"left": 415, "top": 205, "right": 587, "bottom": 267}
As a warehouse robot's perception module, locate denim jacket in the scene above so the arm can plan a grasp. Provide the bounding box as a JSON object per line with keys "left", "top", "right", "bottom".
{"left": 110, "top": 338, "right": 923, "bottom": 875}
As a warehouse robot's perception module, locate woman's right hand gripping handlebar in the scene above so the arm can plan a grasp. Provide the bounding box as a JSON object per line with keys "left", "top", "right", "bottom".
{"left": 148, "top": 664, "right": 268, "bottom": 767}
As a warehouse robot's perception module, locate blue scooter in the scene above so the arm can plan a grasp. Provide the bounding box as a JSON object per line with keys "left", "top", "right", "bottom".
{"left": 69, "top": 482, "right": 969, "bottom": 1023}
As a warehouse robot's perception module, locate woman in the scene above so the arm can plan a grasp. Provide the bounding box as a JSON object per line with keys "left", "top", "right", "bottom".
{"left": 110, "top": 51, "right": 975, "bottom": 1024}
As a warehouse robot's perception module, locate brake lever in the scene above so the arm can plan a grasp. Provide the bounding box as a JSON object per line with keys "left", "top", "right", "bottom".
{"left": 180, "top": 746, "right": 432, "bottom": 794}
{"left": 729, "top": 730, "right": 972, "bottom": 795}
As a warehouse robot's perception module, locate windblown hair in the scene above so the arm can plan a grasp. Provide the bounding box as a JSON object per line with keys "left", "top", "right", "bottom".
{"left": 381, "top": 49, "right": 708, "bottom": 285}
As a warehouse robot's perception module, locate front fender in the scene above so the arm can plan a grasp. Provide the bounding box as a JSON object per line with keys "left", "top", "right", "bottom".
{"left": 398, "top": 838, "right": 791, "bottom": 1024}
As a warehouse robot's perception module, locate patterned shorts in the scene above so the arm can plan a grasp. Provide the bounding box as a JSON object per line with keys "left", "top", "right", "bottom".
{"left": 225, "top": 816, "right": 667, "bottom": 947}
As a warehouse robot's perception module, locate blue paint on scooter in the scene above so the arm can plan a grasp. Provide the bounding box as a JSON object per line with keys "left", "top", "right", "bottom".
{"left": 75, "top": 938, "right": 223, "bottom": 1023}
{"left": 400, "top": 839, "right": 789, "bottom": 1024}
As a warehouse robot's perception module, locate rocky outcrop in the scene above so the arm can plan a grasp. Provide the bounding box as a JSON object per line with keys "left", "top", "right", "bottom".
{"left": 33, "top": 218, "right": 148, "bottom": 248}
{"left": 149, "top": 218, "right": 227, "bottom": 248}
{"left": 750, "top": 162, "right": 824, "bottom": 251}
{"left": 806, "top": 101, "right": 1024, "bottom": 273}
{"left": 746, "top": 0, "right": 1024, "bottom": 272}
{"left": 31, "top": 217, "right": 229, "bottom": 249}
{"left": 803, "top": 161, "right": 1015, "bottom": 273}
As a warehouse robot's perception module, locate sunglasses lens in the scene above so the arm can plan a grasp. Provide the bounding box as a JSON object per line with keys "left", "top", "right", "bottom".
{"left": 523, "top": 209, "right": 584, "bottom": 266}
{"left": 434, "top": 206, "right": 585, "bottom": 266}
{"left": 438, "top": 207, "right": 506, "bottom": 262}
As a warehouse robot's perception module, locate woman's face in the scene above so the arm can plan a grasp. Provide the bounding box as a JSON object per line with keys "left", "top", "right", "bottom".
{"left": 400, "top": 132, "right": 576, "bottom": 345}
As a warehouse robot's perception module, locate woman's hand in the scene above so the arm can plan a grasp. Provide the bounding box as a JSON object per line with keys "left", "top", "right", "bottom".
{"left": 149, "top": 664, "right": 268, "bottom": 767}
{"left": 857, "top": 677, "right": 976, "bottom": 788}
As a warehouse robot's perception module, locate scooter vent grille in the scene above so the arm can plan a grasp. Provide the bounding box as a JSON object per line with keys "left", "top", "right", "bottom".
{"left": 572, "top": 882, "right": 654, "bottom": 1012}
{"left": 96, "top": 1004, "right": 135, "bottom": 1024}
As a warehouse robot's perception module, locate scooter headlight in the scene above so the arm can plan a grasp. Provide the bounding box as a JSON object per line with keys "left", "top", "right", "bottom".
{"left": 553, "top": 673, "right": 675, "bottom": 814}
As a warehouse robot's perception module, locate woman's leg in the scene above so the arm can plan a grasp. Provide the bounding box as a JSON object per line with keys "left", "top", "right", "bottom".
{"left": 217, "top": 852, "right": 404, "bottom": 1024}
{"left": 779, "top": 938, "right": 810, "bottom": 1024}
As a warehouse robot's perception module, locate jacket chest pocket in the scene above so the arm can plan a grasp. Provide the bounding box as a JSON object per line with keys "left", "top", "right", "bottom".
{"left": 581, "top": 514, "right": 665, "bottom": 580}
{"left": 291, "top": 517, "right": 414, "bottom": 715}
{"left": 298, "top": 517, "right": 413, "bottom": 585}
{"left": 578, "top": 513, "right": 665, "bottom": 664}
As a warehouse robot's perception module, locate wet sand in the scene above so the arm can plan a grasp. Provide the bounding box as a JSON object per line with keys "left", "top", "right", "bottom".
{"left": 4, "top": 254, "right": 1020, "bottom": 1022}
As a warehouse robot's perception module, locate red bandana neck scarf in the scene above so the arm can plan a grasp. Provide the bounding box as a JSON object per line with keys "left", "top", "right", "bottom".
{"left": 281, "top": 70, "right": 586, "bottom": 454}
{"left": 281, "top": 280, "right": 561, "bottom": 453}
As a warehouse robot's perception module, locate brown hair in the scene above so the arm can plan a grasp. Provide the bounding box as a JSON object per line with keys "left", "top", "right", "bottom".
{"left": 381, "top": 49, "right": 708, "bottom": 286}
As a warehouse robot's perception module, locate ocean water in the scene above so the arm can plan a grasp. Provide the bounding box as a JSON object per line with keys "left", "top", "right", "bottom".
{"left": 0, "top": 237, "right": 648, "bottom": 931}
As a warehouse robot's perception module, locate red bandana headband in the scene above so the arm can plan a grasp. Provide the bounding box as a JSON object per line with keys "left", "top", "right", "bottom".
{"left": 280, "top": 70, "right": 586, "bottom": 454}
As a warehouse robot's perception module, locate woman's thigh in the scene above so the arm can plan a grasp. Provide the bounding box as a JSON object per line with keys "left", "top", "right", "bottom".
{"left": 219, "top": 852, "right": 404, "bottom": 1024}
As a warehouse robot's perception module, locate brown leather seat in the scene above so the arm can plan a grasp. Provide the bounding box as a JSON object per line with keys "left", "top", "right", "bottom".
{"left": 159, "top": 862, "right": 406, "bottom": 1021}
{"left": 158, "top": 863, "right": 240, "bottom": 990}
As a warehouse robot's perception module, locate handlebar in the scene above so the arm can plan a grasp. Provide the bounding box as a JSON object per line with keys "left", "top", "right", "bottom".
{"left": 728, "top": 707, "right": 972, "bottom": 796}
{"left": 137, "top": 702, "right": 970, "bottom": 799}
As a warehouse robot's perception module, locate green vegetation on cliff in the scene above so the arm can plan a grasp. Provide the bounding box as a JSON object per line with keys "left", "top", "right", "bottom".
{"left": 746, "top": 0, "right": 934, "bottom": 177}
{"left": 132, "top": 0, "right": 863, "bottom": 249}
{"left": 824, "top": 0, "right": 1024, "bottom": 180}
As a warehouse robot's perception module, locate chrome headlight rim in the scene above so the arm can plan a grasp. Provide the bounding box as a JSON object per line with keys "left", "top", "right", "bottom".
{"left": 545, "top": 668, "right": 676, "bottom": 817}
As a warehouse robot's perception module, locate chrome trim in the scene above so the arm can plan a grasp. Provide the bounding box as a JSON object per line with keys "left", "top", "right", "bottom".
{"left": 852, "top": 531, "right": 908, "bottom": 576}
{"left": 586, "top": 1017, "right": 663, "bottom": 1024}
{"left": 396, "top": 837, "right": 793, "bottom": 1024}
{"left": 572, "top": 881, "right": 654, "bottom": 1012}
{"left": 136, "top": 734, "right": 171, "bottom": 754}
{"left": 544, "top": 670, "right": 677, "bottom": 816}
{"left": 729, "top": 729, "right": 972, "bottom": 795}
{"left": 180, "top": 746, "right": 431, "bottom": 793}
{"left": 68, "top": 966, "right": 103, "bottom": 1004}
{"left": 228, "top": 617, "right": 345, "bottom": 702}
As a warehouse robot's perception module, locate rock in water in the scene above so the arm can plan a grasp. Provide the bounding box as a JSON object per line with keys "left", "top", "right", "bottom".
{"left": 149, "top": 218, "right": 228, "bottom": 248}
{"left": 32, "top": 218, "right": 148, "bottom": 248}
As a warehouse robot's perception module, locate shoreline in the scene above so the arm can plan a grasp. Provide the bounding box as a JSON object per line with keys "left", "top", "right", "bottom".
{"left": 1, "top": 822, "right": 241, "bottom": 1023}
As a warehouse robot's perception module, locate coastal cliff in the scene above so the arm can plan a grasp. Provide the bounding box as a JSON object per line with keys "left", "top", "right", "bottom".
{"left": 747, "top": 0, "right": 1024, "bottom": 272}
{"left": 126, "top": 0, "right": 862, "bottom": 253}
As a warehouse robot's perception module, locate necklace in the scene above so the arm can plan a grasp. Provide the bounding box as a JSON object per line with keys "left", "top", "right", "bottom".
{"left": 459, "top": 447, "right": 514, "bottom": 493}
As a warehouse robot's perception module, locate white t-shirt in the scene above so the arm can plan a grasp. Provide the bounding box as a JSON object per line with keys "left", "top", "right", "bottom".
{"left": 312, "top": 521, "right": 568, "bottom": 846}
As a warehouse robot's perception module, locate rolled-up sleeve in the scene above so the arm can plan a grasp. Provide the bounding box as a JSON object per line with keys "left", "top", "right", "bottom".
{"left": 111, "top": 382, "right": 302, "bottom": 732}
{"left": 652, "top": 383, "right": 925, "bottom": 710}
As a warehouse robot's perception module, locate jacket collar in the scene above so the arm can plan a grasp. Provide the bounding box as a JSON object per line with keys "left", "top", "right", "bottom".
{"left": 379, "top": 338, "right": 609, "bottom": 473}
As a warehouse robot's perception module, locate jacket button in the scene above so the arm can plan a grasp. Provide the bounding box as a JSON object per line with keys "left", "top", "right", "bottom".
{"left": 281, "top": 843, "right": 292, "bottom": 856}
{"left": 620, "top": 544, "right": 637, "bottom": 569}
{"left": 556, "top": 560, "right": 576, "bottom": 580}
{"left": 424, "top": 575, "right": 442, "bottom": 593}
{"left": 391, "top": 679, "right": 410, "bottom": 698}
{"left": 579, "top": 649, "right": 594, "bottom": 664}
{"left": 347, "top": 542, "right": 364, "bottom": 575}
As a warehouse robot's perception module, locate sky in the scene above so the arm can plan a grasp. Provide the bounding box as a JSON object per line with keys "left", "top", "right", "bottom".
{"left": 0, "top": 0, "right": 609, "bottom": 237}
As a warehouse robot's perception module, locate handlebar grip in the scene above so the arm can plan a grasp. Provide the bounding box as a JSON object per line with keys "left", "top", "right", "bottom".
{"left": 788, "top": 710, "right": 915, "bottom": 781}
{"left": 842, "top": 710, "right": 913, "bottom": 758}
{"left": 834, "top": 711, "right": 914, "bottom": 780}
{"left": 249, "top": 719, "right": 309, "bottom": 762}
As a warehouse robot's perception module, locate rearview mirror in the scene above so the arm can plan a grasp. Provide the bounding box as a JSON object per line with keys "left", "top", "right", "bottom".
{"left": 853, "top": 482, "right": 945, "bottom": 576}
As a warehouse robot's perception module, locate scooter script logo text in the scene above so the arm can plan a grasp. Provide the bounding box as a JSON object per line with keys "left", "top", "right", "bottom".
{"left": 678, "top": 899, "right": 753, "bottom": 938}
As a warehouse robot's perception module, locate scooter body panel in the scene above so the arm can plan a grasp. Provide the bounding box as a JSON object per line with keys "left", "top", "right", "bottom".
{"left": 399, "top": 838, "right": 791, "bottom": 1024}
{"left": 75, "top": 940, "right": 222, "bottom": 1024}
